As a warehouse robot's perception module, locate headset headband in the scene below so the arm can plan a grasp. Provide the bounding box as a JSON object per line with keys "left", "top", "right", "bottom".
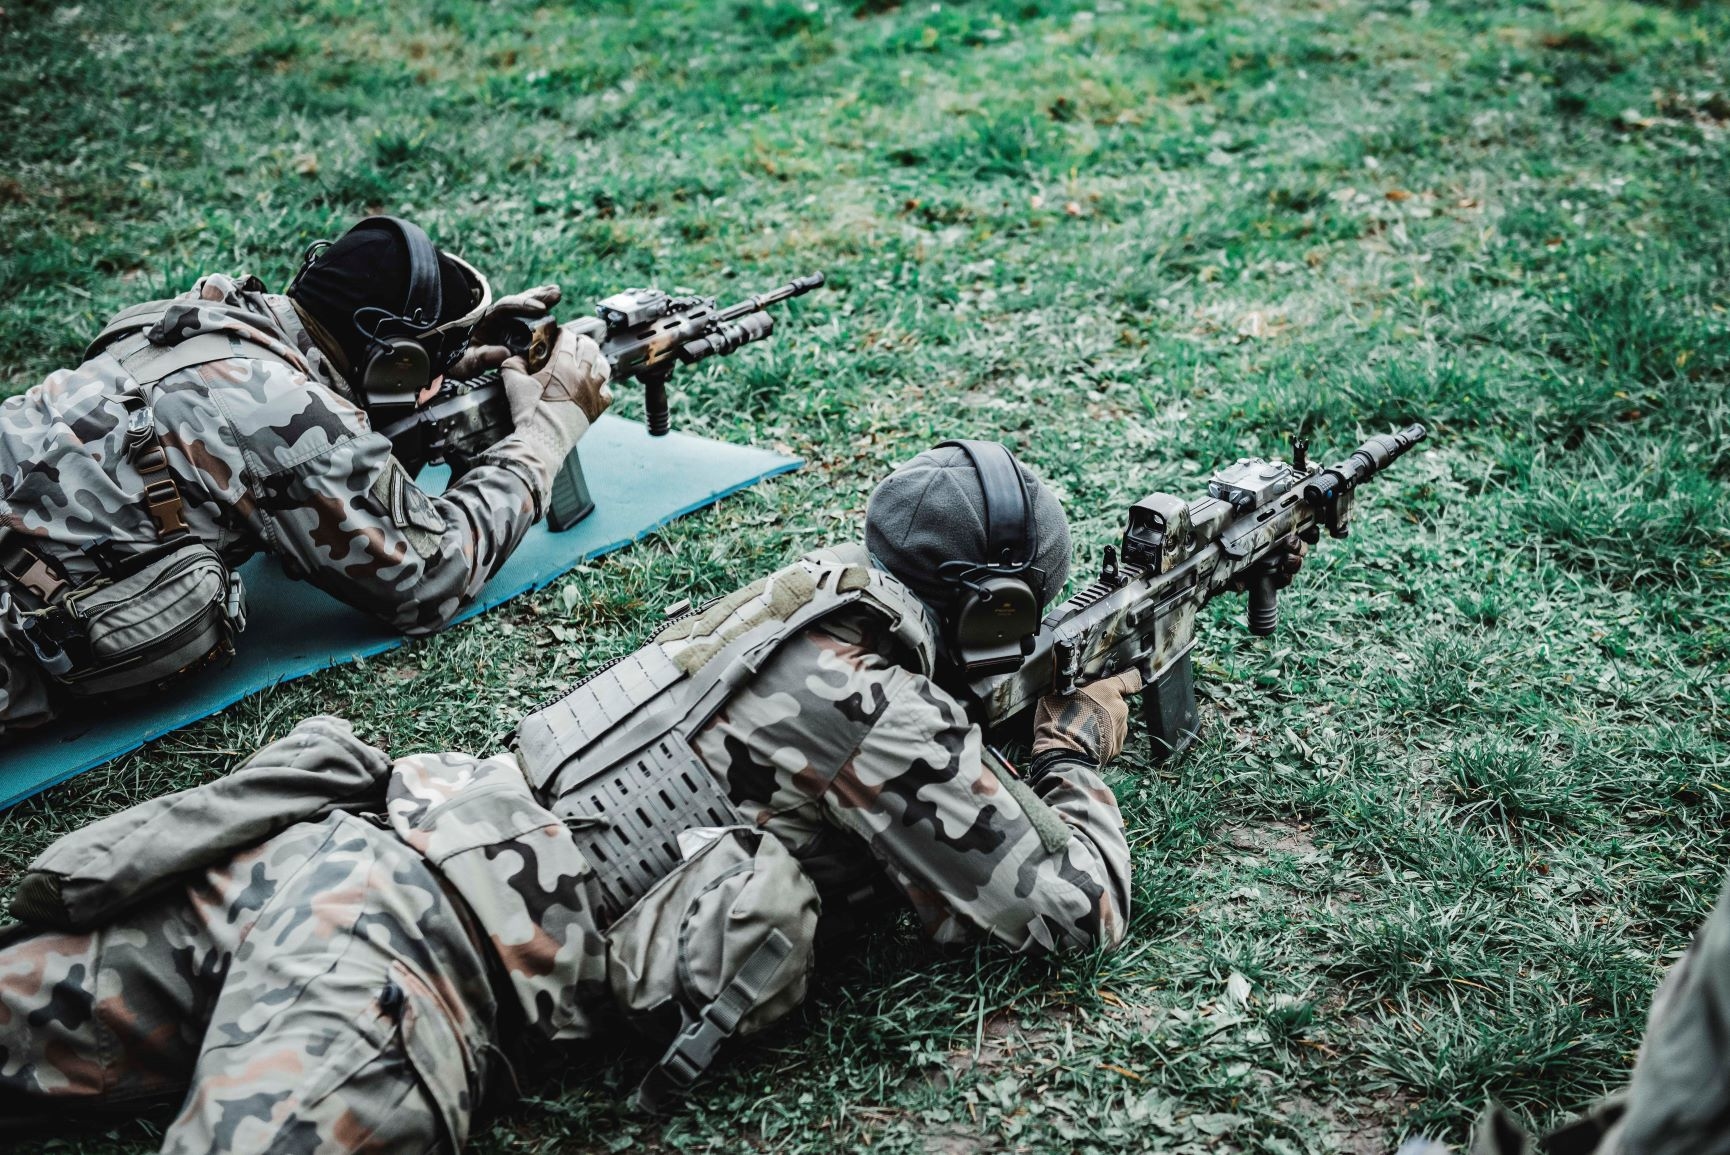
{"left": 288, "top": 216, "right": 494, "bottom": 341}
{"left": 939, "top": 439, "right": 1034, "bottom": 572}
{"left": 349, "top": 215, "right": 443, "bottom": 337}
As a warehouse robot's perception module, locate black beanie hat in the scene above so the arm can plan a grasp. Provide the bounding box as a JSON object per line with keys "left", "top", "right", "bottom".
{"left": 287, "top": 218, "right": 489, "bottom": 386}
{"left": 865, "top": 443, "right": 1071, "bottom": 609}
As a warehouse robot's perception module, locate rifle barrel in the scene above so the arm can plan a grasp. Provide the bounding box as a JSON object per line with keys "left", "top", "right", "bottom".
{"left": 711, "top": 271, "right": 826, "bottom": 323}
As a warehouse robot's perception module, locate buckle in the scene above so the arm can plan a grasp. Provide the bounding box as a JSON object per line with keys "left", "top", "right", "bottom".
{"left": 134, "top": 445, "right": 168, "bottom": 475}
{"left": 225, "top": 570, "right": 247, "bottom": 633}
{"left": 144, "top": 480, "right": 188, "bottom": 536}
{"left": 13, "top": 557, "right": 66, "bottom": 603}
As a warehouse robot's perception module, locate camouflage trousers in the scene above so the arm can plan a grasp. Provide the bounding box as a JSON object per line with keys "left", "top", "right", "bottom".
{"left": 0, "top": 811, "right": 499, "bottom": 1153}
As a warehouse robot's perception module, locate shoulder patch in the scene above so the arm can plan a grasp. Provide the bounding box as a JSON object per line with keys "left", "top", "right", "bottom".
{"left": 372, "top": 458, "right": 447, "bottom": 556}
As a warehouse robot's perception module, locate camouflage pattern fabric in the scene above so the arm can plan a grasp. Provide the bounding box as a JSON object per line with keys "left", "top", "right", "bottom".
{"left": 384, "top": 749, "right": 613, "bottom": 1041}
{"left": 685, "top": 602, "right": 1132, "bottom": 953}
{"left": 0, "top": 810, "right": 498, "bottom": 1153}
{"left": 0, "top": 550, "right": 1136, "bottom": 1147}
{"left": 0, "top": 273, "right": 551, "bottom": 734}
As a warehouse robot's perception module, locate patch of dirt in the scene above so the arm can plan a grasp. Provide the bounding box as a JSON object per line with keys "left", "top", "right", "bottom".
{"left": 923, "top": 1132, "right": 994, "bottom": 1155}
{"left": 1223, "top": 820, "right": 1320, "bottom": 856}
{"left": 1289, "top": 1089, "right": 1423, "bottom": 1155}
{"left": 939, "top": 1004, "right": 1079, "bottom": 1079}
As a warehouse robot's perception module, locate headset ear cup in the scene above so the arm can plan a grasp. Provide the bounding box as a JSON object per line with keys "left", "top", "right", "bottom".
{"left": 361, "top": 336, "right": 433, "bottom": 408}
{"left": 948, "top": 574, "right": 1040, "bottom": 675}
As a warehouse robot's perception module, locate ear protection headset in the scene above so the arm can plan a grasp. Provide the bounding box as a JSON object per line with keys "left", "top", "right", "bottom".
{"left": 936, "top": 439, "right": 1044, "bottom": 677}
{"left": 288, "top": 216, "right": 491, "bottom": 417}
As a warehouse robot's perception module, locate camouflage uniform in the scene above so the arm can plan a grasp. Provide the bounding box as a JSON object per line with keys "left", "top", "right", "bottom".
{"left": 0, "top": 556, "right": 1132, "bottom": 1150}
{"left": 679, "top": 603, "right": 1131, "bottom": 952}
{"left": 0, "top": 274, "right": 548, "bottom": 733}
{"left": 523, "top": 548, "right": 1132, "bottom": 955}
{"left": 0, "top": 717, "right": 607, "bottom": 1153}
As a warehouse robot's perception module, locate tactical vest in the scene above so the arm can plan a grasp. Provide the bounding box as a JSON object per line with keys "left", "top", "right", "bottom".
{"left": 516, "top": 543, "right": 937, "bottom": 923}
{"left": 515, "top": 544, "right": 936, "bottom": 1107}
{"left": 0, "top": 299, "right": 293, "bottom": 695}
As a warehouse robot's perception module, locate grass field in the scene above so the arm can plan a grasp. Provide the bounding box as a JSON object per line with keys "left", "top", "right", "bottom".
{"left": 3, "top": 0, "right": 1728, "bottom": 1150}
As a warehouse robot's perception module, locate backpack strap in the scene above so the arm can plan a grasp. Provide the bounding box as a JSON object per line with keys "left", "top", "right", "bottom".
{"left": 100, "top": 322, "right": 286, "bottom": 540}
{"left": 630, "top": 927, "right": 796, "bottom": 1113}
{"left": 118, "top": 393, "right": 190, "bottom": 538}
{"left": 84, "top": 300, "right": 177, "bottom": 357}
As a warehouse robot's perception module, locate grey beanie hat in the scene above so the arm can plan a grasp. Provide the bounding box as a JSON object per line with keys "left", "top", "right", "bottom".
{"left": 865, "top": 443, "right": 1071, "bottom": 608}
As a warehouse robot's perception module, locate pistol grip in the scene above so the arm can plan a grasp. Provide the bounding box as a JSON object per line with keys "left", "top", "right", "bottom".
{"left": 1144, "top": 651, "right": 1200, "bottom": 764}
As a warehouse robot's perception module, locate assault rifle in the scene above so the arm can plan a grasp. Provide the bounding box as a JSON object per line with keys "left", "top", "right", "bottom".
{"left": 968, "top": 424, "right": 1428, "bottom": 761}
{"left": 380, "top": 272, "right": 825, "bottom": 531}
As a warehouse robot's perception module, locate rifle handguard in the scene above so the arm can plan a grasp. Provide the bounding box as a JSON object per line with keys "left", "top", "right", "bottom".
{"left": 680, "top": 312, "right": 774, "bottom": 362}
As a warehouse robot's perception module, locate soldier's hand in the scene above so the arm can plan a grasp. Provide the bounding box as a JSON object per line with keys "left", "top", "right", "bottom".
{"left": 448, "top": 284, "right": 564, "bottom": 378}
{"left": 1031, "top": 669, "right": 1145, "bottom": 766}
{"left": 492, "top": 329, "right": 613, "bottom": 504}
{"left": 490, "top": 283, "right": 562, "bottom": 319}
{"left": 507, "top": 327, "right": 612, "bottom": 422}
{"left": 1228, "top": 536, "right": 1309, "bottom": 594}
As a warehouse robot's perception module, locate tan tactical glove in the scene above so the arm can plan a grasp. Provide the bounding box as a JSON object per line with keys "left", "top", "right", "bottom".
{"left": 489, "top": 326, "right": 612, "bottom": 505}
{"left": 1031, "top": 669, "right": 1145, "bottom": 767}
{"left": 448, "top": 283, "right": 563, "bottom": 379}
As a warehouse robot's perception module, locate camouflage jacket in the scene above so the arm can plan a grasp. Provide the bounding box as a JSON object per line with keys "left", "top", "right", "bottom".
{"left": 0, "top": 273, "right": 543, "bottom": 636}
{"left": 522, "top": 547, "right": 1132, "bottom": 954}
{"left": 384, "top": 747, "right": 612, "bottom": 1041}
{"left": 684, "top": 600, "right": 1133, "bottom": 954}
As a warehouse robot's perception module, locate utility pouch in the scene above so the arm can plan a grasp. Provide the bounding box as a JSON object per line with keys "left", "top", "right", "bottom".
{"left": 18, "top": 538, "right": 245, "bottom": 698}
{"left": 604, "top": 827, "right": 820, "bottom": 1112}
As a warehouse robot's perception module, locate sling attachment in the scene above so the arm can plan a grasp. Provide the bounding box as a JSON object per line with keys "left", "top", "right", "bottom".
{"left": 630, "top": 928, "right": 796, "bottom": 1114}
{"left": 121, "top": 396, "right": 189, "bottom": 538}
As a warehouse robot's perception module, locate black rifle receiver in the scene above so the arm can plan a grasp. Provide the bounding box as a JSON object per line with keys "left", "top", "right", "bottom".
{"left": 379, "top": 272, "right": 825, "bottom": 530}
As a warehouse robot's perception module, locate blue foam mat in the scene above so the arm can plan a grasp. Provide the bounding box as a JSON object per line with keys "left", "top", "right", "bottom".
{"left": 0, "top": 417, "right": 800, "bottom": 810}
